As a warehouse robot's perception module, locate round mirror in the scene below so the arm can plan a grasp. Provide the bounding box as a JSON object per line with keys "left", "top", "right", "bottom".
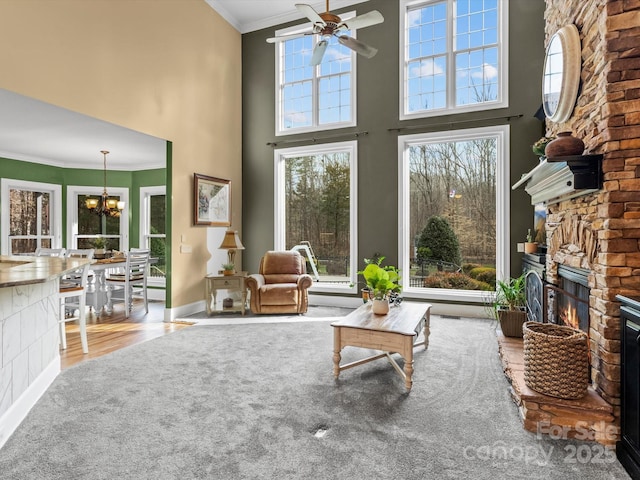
{"left": 542, "top": 24, "right": 581, "bottom": 123}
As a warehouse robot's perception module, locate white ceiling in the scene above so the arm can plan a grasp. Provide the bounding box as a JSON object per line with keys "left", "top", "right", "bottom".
{"left": 205, "top": 0, "right": 369, "bottom": 33}
{"left": 0, "top": 89, "right": 166, "bottom": 171}
{"left": 0, "top": 1, "right": 370, "bottom": 171}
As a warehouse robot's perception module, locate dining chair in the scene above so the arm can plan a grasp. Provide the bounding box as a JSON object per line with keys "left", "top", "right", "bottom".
{"left": 105, "top": 249, "right": 150, "bottom": 317}
{"left": 35, "top": 247, "right": 66, "bottom": 257}
{"left": 59, "top": 263, "right": 91, "bottom": 354}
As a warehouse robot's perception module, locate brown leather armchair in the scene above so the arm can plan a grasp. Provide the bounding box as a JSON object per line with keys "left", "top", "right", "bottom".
{"left": 246, "top": 251, "right": 313, "bottom": 314}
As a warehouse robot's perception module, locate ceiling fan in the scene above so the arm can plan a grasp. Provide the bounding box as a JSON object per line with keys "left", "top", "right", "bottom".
{"left": 266, "top": 1, "right": 384, "bottom": 66}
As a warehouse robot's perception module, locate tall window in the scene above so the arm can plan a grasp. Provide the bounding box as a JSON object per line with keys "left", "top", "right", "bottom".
{"left": 140, "top": 186, "right": 166, "bottom": 284}
{"left": 274, "top": 141, "right": 358, "bottom": 293}
{"left": 275, "top": 20, "right": 356, "bottom": 135}
{"left": 1, "top": 179, "right": 62, "bottom": 255}
{"left": 400, "top": 0, "right": 508, "bottom": 119}
{"left": 67, "top": 186, "right": 129, "bottom": 251}
{"left": 399, "top": 126, "right": 509, "bottom": 302}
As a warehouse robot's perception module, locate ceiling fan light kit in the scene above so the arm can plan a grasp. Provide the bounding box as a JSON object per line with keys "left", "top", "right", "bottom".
{"left": 267, "top": 1, "right": 384, "bottom": 66}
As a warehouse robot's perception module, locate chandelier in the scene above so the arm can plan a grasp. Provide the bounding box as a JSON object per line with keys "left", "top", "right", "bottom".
{"left": 85, "top": 150, "right": 125, "bottom": 217}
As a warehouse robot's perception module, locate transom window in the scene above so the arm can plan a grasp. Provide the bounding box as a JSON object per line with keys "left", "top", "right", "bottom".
{"left": 275, "top": 19, "right": 356, "bottom": 135}
{"left": 400, "top": 0, "right": 508, "bottom": 119}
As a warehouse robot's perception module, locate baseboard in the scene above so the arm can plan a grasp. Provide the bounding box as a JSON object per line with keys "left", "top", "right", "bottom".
{"left": 0, "top": 357, "right": 60, "bottom": 450}
{"left": 309, "top": 294, "right": 362, "bottom": 308}
{"left": 309, "top": 294, "right": 488, "bottom": 318}
{"left": 164, "top": 300, "right": 206, "bottom": 322}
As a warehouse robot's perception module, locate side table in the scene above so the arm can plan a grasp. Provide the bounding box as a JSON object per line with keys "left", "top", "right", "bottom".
{"left": 205, "top": 272, "right": 248, "bottom": 315}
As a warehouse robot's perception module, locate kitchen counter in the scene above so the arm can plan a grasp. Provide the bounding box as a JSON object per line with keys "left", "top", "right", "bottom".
{"left": 0, "top": 255, "right": 91, "bottom": 288}
{"left": 0, "top": 254, "right": 92, "bottom": 449}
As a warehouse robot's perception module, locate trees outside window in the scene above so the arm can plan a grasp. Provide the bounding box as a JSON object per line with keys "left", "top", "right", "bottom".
{"left": 275, "top": 141, "right": 357, "bottom": 292}
{"left": 140, "top": 186, "right": 166, "bottom": 283}
{"left": 1, "top": 179, "right": 62, "bottom": 255}
{"left": 67, "top": 186, "right": 128, "bottom": 252}
{"left": 399, "top": 125, "right": 510, "bottom": 302}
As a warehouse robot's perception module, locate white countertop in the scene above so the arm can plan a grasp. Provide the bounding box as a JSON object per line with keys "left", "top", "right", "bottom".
{"left": 0, "top": 255, "right": 92, "bottom": 288}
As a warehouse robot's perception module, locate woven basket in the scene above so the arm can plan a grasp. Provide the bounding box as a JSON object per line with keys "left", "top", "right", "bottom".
{"left": 523, "top": 321, "right": 589, "bottom": 399}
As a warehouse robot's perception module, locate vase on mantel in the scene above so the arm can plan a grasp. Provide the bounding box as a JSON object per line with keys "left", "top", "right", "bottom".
{"left": 544, "top": 131, "right": 585, "bottom": 158}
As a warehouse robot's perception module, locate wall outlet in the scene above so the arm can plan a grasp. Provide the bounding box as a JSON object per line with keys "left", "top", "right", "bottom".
{"left": 516, "top": 242, "right": 525, "bottom": 253}
{"left": 180, "top": 244, "right": 192, "bottom": 254}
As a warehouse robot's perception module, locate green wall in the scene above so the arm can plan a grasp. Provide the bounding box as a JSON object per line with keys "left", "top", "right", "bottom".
{"left": 242, "top": 0, "right": 546, "bottom": 285}
{"left": 0, "top": 156, "right": 165, "bottom": 248}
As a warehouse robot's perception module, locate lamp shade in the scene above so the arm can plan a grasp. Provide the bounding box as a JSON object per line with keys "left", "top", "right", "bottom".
{"left": 219, "top": 230, "right": 245, "bottom": 251}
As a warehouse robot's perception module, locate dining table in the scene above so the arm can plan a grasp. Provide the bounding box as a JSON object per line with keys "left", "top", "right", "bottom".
{"left": 86, "top": 256, "right": 128, "bottom": 314}
{"left": 86, "top": 255, "right": 158, "bottom": 314}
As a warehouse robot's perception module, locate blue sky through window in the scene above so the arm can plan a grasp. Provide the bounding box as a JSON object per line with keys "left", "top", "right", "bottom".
{"left": 280, "top": 32, "right": 353, "bottom": 132}
{"left": 406, "top": 0, "right": 499, "bottom": 114}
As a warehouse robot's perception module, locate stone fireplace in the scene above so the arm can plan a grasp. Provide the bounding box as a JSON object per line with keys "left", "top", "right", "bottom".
{"left": 502, "top": 0, "right": 640, "bottom": 447}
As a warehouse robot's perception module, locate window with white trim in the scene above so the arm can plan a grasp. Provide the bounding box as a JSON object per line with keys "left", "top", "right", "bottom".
{"left": 400, "top": 0, "right": 508, "bottom": 119}
{"left": 274, "top": 141, "right": 358, "bottom": 293}
{"left": 275, "top": 18, "right": 356, "bottom": 135}
{"left": 1, "top": 179, "right": 62, "bottom": 255}
{"left": 140, "top": 186, "right": 166, "bottom": 285}
{"left": 67, "top": 186, "right": 129, "bottom": 251}
{"left": 398, "top": 125, "right": 510, "bottom": 303}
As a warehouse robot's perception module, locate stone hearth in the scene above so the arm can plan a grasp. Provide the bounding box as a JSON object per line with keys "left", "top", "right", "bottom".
{"left": 498, "top": 332, "right": 617, "bottom": 446}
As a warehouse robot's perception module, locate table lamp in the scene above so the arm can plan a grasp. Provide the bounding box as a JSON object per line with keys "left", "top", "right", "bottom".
{"left": 218, "top": 230, "right": 245, "bottom": 266}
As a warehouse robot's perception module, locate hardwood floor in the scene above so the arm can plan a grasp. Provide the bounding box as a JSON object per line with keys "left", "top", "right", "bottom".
{"left": 59, "top": 300, "right": 192, "bottom": 370}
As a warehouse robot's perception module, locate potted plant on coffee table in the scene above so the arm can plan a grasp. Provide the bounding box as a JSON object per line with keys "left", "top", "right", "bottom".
{"left": 359, "top": 258, "right": 402, "bottom": 315}
{"left": 495, "top": 274, "right": 527, "bottom": 337}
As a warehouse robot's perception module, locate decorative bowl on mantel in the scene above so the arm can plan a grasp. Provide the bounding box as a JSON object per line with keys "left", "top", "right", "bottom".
{"left": 545, "top": 132, "right": 585, "bottom": 158}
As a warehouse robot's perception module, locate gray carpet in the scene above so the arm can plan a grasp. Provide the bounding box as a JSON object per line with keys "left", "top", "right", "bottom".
{"left": 0, "top": 316, "right": 629, "bottom": 479}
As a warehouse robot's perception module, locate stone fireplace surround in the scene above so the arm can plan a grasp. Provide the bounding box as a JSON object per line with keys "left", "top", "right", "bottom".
{"left": 500, "top": 0, "right": 640, "bottom": 448}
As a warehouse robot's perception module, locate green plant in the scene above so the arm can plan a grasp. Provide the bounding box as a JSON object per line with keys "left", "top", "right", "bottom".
{"left": 358, "top": 262, "right": 401, "bottom": 300}
{"left": 462, "top": 263, "right": 483, "bottom": 274}
{"left": 92, "top": 237, "right": 106, "bottom": 249}
{"left": 468, "top": 266, "right": 497, "bottom": 288}
{"left": 423, "top": 272, "right": 493, "bottom": 291}
{"left": 495, "top": 274, "right": 526, "bottom": 311}
{"left": 416, "top": 216, "right": 462, "bottom": 267}
{"left": 222, "top": 263, "right": 235, "bottom": 271}
{"left": 532, "top": 136, "right": 555, "bottom": 156}
{"left": 526, "top": 228, "right": 534, "bottom": 243}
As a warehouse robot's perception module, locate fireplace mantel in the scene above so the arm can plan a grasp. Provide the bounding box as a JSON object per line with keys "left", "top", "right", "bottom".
{"left": 512, "top": 154, "right": 603, "bottom": 205}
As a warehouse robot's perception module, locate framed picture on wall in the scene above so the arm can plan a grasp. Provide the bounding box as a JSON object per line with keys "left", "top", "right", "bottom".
{"left": 194, "top": 173, "right": 231, "bottom": 226}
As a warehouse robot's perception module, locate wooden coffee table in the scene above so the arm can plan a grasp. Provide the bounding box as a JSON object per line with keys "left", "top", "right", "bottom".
{"left": 331, "top": 301, "right": 431, "bottom": 391}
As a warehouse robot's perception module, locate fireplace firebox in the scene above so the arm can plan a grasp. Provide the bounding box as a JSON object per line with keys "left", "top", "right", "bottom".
{"left": 546, "top": 265, "right": 590, "bottom": 333}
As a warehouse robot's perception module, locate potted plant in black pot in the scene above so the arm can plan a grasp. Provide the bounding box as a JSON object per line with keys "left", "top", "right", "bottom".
{"left": 495, "top": 274, "right": 527, "bottom": 337}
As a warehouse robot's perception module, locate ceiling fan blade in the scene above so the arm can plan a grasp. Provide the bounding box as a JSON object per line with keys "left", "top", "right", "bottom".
{"left": 266, "top": 32, "right": 310, "bottom": 43}
{"left": 310, "top": 39, "right": 328, "bottom": 66}
{"left": 337, "top": 10, "right": 384, "bottom": 30}
{"left": 337, "top": 35, "right": 378, "bottom": 59}
{"left": 296, "top": 3, "right": 325, "bottom": 27}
